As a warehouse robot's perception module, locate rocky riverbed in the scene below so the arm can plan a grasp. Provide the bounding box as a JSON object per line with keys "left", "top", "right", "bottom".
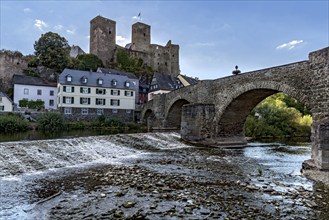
{"left": 1, "top": 132, "right": 329, "bottom": 219}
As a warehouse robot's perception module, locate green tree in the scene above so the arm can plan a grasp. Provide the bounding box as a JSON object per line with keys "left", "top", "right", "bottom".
{"left": 34, "top": 32, "right": 70, "bottom": 72}
{"left": 245, "top": 93, "right": 312, "bottom": 138}
{"left": 115, "top": 49, "right": 153, "bottom": 77}
{"left": 78, "top": 54, "right": 103, "bottom": 71}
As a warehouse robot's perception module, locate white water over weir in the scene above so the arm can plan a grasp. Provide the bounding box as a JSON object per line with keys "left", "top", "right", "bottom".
{"left": 0, "top": 132, "right": 187, "bottom": 177}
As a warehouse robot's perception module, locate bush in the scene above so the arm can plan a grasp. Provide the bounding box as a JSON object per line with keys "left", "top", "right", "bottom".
{"left": 37, "top": 112, "right": 64, "bottom": 132}
{"left": 0, "top": 114, "right": 29, "bottom": 132}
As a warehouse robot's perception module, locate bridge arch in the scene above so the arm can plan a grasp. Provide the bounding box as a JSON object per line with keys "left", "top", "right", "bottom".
{"left": 215, "top": 81, "right": 310, "bottom": 138}
{"left": 165, "top": 98, "right": 190, "bottom": 129}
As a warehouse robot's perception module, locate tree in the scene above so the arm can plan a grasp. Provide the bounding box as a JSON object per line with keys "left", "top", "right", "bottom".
{"left": 34, "top": 32, "right": 70, "bottom": 72}
{"left": 245, "top": 93, "right": 312, "bottom": 138}
{"left": 70, "top": 54, "right": 103, "bottom": 71}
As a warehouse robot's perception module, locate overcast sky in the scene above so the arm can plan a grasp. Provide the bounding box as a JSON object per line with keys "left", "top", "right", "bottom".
{"left": 1, "top": 0, "right": 328, "bottom": 79}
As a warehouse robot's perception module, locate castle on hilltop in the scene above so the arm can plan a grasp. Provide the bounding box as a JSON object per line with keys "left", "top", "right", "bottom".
{"left": 90, "top": 15, "right": 180, "bottom": 76}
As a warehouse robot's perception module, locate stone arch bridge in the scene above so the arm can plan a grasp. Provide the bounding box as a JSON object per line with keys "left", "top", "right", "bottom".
{"left": 141, "top": 47, "right": 329, "bottom": 170}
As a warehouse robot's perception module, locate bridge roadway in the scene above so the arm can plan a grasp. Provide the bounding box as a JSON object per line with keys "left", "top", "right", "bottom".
{"left": 141, "top": 47, "right": 329, "bottom": 170}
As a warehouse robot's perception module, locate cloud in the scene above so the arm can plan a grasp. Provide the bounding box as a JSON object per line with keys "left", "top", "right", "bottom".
{"left": 23, "top": 8, "right": 31, "bottom": 12}
{"left": 66, "top": 29, "right": 76, "bottom": 35}
{"left": 53, "top": 24, "right": 63, "bottom": 30}
{"left": 116, "top": 35, "right": 126, "bottom": 42}
{"left": 34, "top": 19, "right": 48, "bottom": 31}
{"left": 276, "top": 40, "right": 303, "bottom": 50}
{"left": 116, "top": 35, "right": 129, "bottom": 46}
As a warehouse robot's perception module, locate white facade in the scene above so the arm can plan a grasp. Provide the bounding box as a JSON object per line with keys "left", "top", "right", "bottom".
{"left": 0, "top": 94, "right": 13, "bottom": 112}
{"left": 14, "top": 84, "right": 58, "bottom": 110}
{"left": 57, "top": 84, "right": 135, "bottom": 111}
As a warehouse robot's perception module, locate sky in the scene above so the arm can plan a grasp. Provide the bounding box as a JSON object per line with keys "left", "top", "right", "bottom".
{"left": 1, "top": 0, "right": 328, "bottom": 80}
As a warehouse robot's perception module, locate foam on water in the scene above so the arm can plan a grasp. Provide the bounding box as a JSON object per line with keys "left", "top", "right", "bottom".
{"left": 0, "top": 132, "right": 190, "bottom": 178}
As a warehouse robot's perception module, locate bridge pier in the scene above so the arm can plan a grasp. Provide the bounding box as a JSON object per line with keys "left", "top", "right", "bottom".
{"left": 181, "top": 104, "right": 215, "bottom": 142}
{"left": 307, "top": 119, "right": 329, "bottom": 170}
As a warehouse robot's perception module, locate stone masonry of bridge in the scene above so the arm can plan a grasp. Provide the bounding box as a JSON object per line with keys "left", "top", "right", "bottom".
{"left": 141, "top": 47, "right": 329, "bottom": 170}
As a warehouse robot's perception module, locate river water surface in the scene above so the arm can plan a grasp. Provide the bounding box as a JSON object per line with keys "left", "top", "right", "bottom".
{"left": 0, "top": 132, "right": 328, "bottom": 219}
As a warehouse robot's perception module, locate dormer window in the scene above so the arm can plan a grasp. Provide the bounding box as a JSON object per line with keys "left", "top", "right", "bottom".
{"left": 81, "top": 76, "right": 88, "bottom": 84}
{"left": 125, "top": 81, "right": 130, "bottom": 87}
{"left": 66, "top": 75, "right": 72, "bottom": 82}
{"left": 112, "top": 79, "right": 117, "bottom": 86}
{"left": 97, "top": 78, "right": 103, "bottom": 85}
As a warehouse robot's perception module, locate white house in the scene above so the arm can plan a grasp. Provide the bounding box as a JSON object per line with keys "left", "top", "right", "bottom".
{"left": 0, "top": 90, "right": 13, "bottom": 112}
{"left": 13, "top": 75, "right": 58, "bottom": 110}
{"left": 58, "top": 69, "right": 136, "bottom": 121}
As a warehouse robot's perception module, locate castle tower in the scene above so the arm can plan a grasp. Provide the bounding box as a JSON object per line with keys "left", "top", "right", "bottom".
{"left": 131, "top": 22, "right": 151, "bottom": 52}
{"left": 166, "top": 41, "right": 180, "bottom": 76}
{"left": 90, "top": 16, "right": 116, "bottom": 67}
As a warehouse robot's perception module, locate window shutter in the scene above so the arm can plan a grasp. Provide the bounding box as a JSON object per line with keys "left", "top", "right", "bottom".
{"left": 72, "top": 87, "right": 75, "bottom": 93}
{"left": 111, "top": 90, "right": 113, "bottom": 95}
{"left": 63, "top": 97, "right": 66, "bottom": 103}
{"left": 88, "top": 88, "right": 91, "bottom": 93}
{"left": 80, "top": 98, "right": 82, "bottom": 104}
{"left": 118, "top": 100, "right": 120, "bottom": 106}
{"left": 80, "top": 87, "right": 83, "bottom": 93}
{"left": 118, "top": 90, "right": 120, "bottom": 96}
{"left": 88, "top": 98, "right": 90, "bottom": 104}
{"left": 63, "top": 86, "right": 66, "bottom": 92}
{"left": 72, "top": 97, "right": 74, "bottom": 104}
{"left": 103, "top": 99, "right": 106, "bottom": 105}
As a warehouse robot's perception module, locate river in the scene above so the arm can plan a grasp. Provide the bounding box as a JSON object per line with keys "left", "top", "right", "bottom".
{"left": 0, "top": 132, "right": 328, "bottom": 219}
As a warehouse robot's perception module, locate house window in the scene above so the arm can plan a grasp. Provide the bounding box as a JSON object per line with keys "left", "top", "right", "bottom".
{"left": 96, "top": 98, "right": 106, "bottom": 105}
{"left": 111, "top": 80, "right": 117, "bottom": 86}
{"left": 124, "top": 91, "right": 134, "bottom": 96}
{"left": 125, "top": 81, "right": 130, "bottom": 87}
{"left": 64, "top": 107, "right": 72, "bottom": 114}
{"left": 81, "top": 76, "right": 88, "bottom": 84}
{"left": 97, "top": 108, "right": 104, "bottom": 115}
{"left": 110, "top": 90, "right": 120, "bottom": 96}
{"left": 81, "top": 108, "right": 88, "bottom": 115}
{"left": 24, "top": 88, "right": 29, "bottom": 95}
{"left": 63, "top": 96, "right": 74, "bottom": 104}
{"left": 126, "top": 109, "right": 131, "bottom": 114}
{"left": 50, "top": 90, "right": 54, "bottom": 96}
{"left": 0, "top": 106, "right": 4, "bottom": 111}
{"left": 112, "top": 109, "right": 118, "bottom": 113}
{"left": 80, "top": 97, "right": 90, "bottom": 105}
{"left": 0, "top": 97, "right": 2, "bottom": 103}
{"left": 97, "top": 78, "right": 103, "bottom": 85}
{"left": 96, "top": 88, "right": 106, "bottom": 95}
{"left": 49, "top": 99, "right": 54, "bottom": 106}
{"left": 63, "top": 86, "right": 74, "bottom": 93}
{"left": 66, "top": 75, "right": 72, "bottom": 82}
{"left": 80, "top": 87, "right": 90, "bottom": 94}
{"left": 110, "top": 99, "right": 120, "bottom": 106}
{"left": 37, "top": 89, "right": 42, "bottom": 95}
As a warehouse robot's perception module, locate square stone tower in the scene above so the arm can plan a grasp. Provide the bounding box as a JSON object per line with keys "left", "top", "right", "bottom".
{"left": 90, "top": 16, "right": 116, "bottom": 67}
{"left": 131, "top": 22, "right": 151, "bottom": 52}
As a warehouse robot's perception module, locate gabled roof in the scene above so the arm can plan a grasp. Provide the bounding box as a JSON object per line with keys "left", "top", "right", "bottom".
{"left": 97, "top": 68, "right": 138, "bottom": 80}
{"left": 179, "top": 74, "right": 199, "bottom": 86}
{"left": 149, "top": 72, "right": 181, "bottom": 92}
{"left": 13, "top": 75, "right": 57, "bottom": 87}
{"left": 0, "top": 89, "right": 13, "bottom": 103}
{"left": 59, "top": 69, "right": 136, "bottom": 90}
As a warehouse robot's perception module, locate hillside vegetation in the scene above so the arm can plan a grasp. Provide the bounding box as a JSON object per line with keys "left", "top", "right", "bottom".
{"left": 245, "top": 93, "right": 312, "bottom": 138}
